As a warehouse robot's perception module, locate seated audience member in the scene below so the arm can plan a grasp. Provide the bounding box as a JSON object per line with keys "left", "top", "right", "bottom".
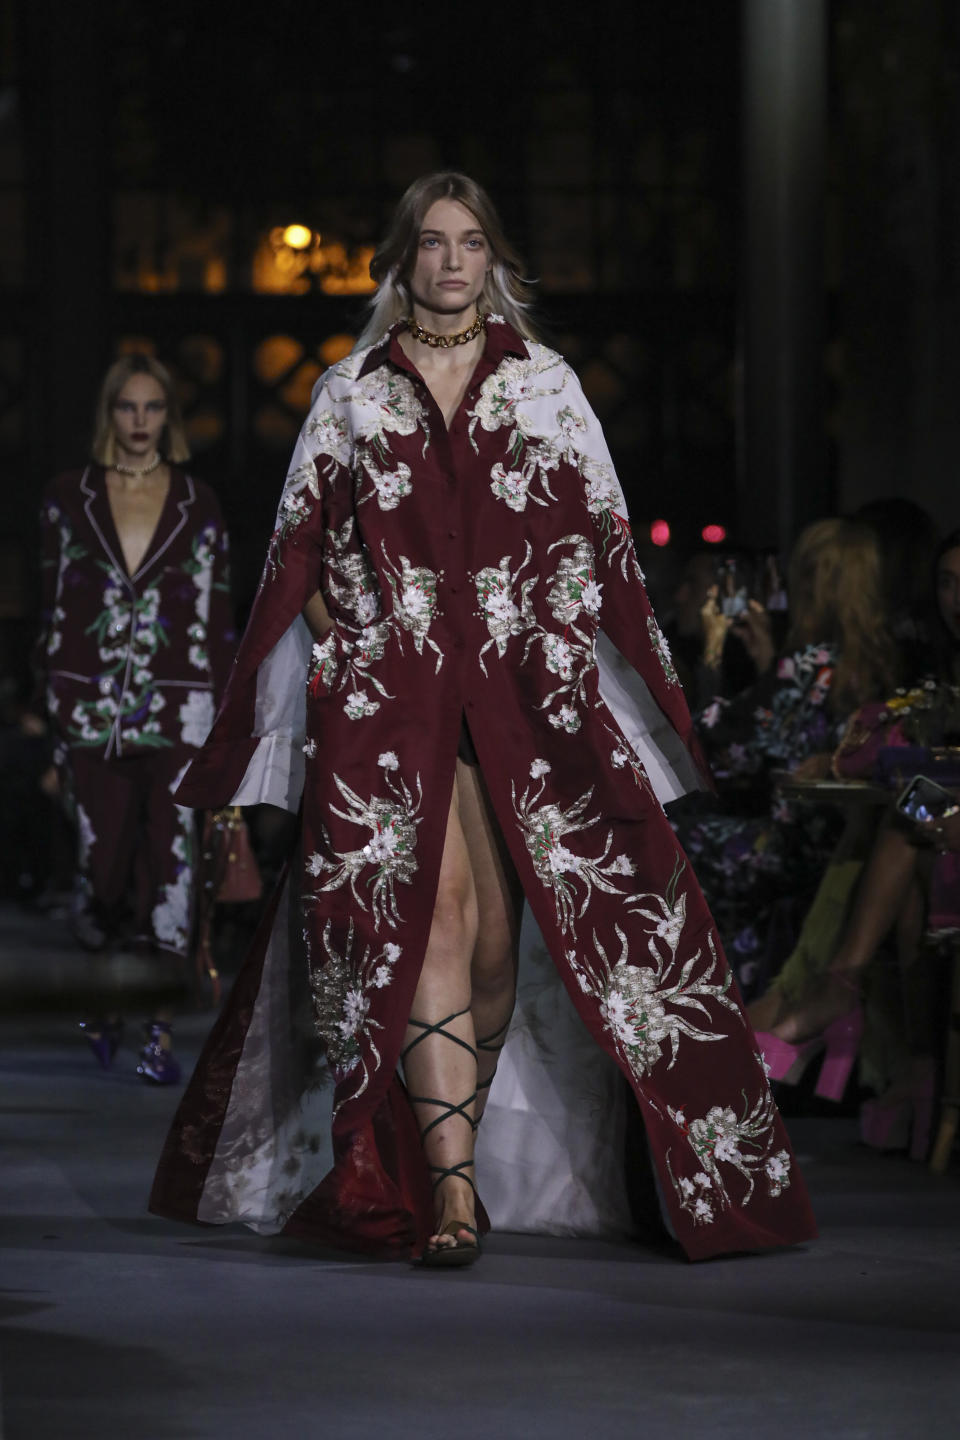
{"left": 665, "top": 549, "right": 759, "bottom": 709}
{"left": 748, "top": 530, "right": 960, "bottom": 1145}
{"left": 671, "top": 518, "right": 899, "bottom": 1000}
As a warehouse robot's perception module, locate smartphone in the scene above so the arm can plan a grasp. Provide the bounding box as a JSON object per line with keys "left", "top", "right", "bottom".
{"left": 714, "top": 556, "right": 752, "bottom": 618}
{"left": 894, "top": 774, "right": 957, "bottom": 824}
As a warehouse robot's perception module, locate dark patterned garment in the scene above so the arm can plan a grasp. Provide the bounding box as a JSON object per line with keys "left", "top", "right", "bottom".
{"left": 150, "top": 319, "right": 816, "bottom": 1257}
{"left": 673, "top": 644, "right": 847, "bottom": 994}
{"left": 36, "top": 466, "right": 235, "bottom": 953}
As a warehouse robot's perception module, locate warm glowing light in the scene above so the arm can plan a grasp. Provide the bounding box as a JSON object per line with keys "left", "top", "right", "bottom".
{"left": 650, "top": 519, "right": 671, "bottom": 547}
{"left": 701, "top": 524, "right": 727, "bottom": 545}
{"left": 282, "top": 224, "right": 314, "bottom": 250}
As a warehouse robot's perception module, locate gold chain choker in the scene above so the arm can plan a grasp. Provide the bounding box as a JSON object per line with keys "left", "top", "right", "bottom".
{"left": 113, "top": 452, "right": 162, "bottom": 477}
{"left": 404, "top": 311, "right": 485, "bottom": 348}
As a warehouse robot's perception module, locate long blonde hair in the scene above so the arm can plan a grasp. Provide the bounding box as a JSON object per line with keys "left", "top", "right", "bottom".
{"left": 353, "top": 172, "right": 538, "bottom": 351}
{"left": 92, "top": 354, "right": 190, "bottom": 466}
{"left": 787, "top": 517, "right": 898, "bottom": 712}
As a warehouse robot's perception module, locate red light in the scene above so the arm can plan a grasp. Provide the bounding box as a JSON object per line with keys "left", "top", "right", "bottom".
{"left": 701, "top": 524, "right": 727, "bottom": 545}
{"left": 650, "top": 519, "right": 671, "bottom": 547}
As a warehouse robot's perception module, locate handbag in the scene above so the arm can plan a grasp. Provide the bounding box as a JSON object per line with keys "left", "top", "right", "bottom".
{"left": 194, "top": 807, "right": 263, "bottom": 1005}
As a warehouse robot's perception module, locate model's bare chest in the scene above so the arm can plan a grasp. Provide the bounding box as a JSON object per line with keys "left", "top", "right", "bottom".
{"left": 106, "top": 473, "right": 170, "bottom": 574}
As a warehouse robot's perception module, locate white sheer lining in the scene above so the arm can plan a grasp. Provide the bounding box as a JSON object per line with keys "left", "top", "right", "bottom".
{"left": 197, "top": 870, "right": 334, "bottom": 1234}
{"left": 195, "top": 884, "right": 634, "bottom": 1240}
{"left": 231, "top": 618, "right": 312, "bottom": 811}
{"left": 595, "top": 631, "right": 705, "bottom": 805}
{"left": 475, "top": 908, "right": 633, "bottom": 1237}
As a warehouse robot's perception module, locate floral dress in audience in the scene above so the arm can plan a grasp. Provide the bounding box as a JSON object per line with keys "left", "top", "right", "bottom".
{"left": 672, "top": 642, "right": 847, "bottom": 997}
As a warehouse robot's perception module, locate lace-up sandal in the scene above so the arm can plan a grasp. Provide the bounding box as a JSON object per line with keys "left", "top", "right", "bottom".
{"left": 401, "top": 1007, "right": 481, "bottom": 1268}
{"left": 474, "top": 1014, "right": 512, "bottom": 1124}
{"left": 421, "top": 1169, "right": 481, "bottom": 1269}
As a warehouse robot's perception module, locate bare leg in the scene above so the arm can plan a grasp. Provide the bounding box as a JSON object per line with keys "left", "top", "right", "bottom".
{"left": 766, "top": 819, "right": 921, "bottom": 1043}
{"left": 456, "top": 761, "right": 524, "bottom": 1124}
{"left": 402, "top": 777, "right": 479, "bottom": 1254}
{"left": 402, "top": 758, "right": 523, "bottom": 1255}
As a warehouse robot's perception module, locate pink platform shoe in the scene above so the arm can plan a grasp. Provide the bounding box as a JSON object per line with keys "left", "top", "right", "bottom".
{"left": 755, "top": 1004, "right": 864, "bottom": 1102}
{"left": 860, "top": 1062, "right": 935, "bottom": 1162}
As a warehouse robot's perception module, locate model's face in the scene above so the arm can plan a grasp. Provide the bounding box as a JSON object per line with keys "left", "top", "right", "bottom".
{"left": 407, "top": 198, "right": 490, "bottom": 319}
{"left": 936, "top": 546, "right": 960, "bottom": 641}
{"left": 112, "top": 373, "right": 168, "bottom": 462}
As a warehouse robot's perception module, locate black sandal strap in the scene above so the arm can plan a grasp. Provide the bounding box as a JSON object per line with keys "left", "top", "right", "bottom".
{"left": 476, "top": 1015, "right": 511, "bottom": 1054}
{"left": 429, "top": 1160, "right": 478, "bottom": 1195}
{"left": 401, "top": 1006, "right": 477, "bottom": 1065}
{"left": 406, "top": 1089, "right": 479, "bottom": 1138}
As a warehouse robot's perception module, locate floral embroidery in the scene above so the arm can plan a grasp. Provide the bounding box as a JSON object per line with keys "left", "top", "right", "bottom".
{"left": 512, "top": 762, "right": 636, "bottom": 934}
{"left": 381, "top": 545, "right": 444, "bottom": 670}
{"left": 307, "top": 763, "right": 423, "bottom": 930}
{"left": 489, "top": 463, "right": 536, "bottom": 513}
{"left": 647, "top": 615, "right": 679, "bottom": 687}
{"left": 350, "top": 369, "right": 427, "bottom": 456}
{"left": 151, "top": 765, "right": 196, "bottom": 956}
{"left": 309, "top": 918, "right": 402, "bottom": 1110}
{"left": 565, "top": 858, "right": 740, "bottom": 1082}
{"left": 304, "top": 413, "right": 352, "bottom": 475}
{"left": 179, "top": 689, "right": 215, "bottom": 747}
{"left": 343, "top": 690, "right": 380, "bottom": 720}
{"left": 67, "top": 576, "right": 173, "bottom": 749}
{"left": 361, "top": 457, "right": 413, "bottom": 510}
{"left": 474, "top": 544, "right": 538, "bottom": 670}
{"left": 475, "top": 537, "right": 598, "bottom": 730}
{"left": 666, "top": 1085, "right": 792, "bottom": 1223}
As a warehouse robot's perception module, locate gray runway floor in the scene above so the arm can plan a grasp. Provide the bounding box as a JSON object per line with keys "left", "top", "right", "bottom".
{"left": 2, "top": 910, "right": 960, "bottom": 1439}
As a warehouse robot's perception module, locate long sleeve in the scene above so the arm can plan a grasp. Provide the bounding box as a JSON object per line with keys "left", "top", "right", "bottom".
{"left": 30, "top": 485, "right": 63, "bottom": 716}
{"left": 175, "top": 373, "right": 350, "bottom": 810}
{"left": 557, "top": 367, "right": 711, "bottom": 789}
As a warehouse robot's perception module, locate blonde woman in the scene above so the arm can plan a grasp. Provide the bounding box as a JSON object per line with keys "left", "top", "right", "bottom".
{"left": 35, "top": 354, "right": 235, "bottom": 1080}
{"left": 674, "top": 519, "right": 899, "bottom": 1080}
{"left": 151, "top": 174, "right": 815, "bottom": 1265}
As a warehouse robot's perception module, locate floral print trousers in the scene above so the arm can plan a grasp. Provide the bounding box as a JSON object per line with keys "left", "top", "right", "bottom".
{"left": 66, "top": 748, "right": 196, "bottom": 957}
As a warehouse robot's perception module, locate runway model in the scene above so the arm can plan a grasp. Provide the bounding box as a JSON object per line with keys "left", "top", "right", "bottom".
{"left": 150, "top": 173, "right": 816, "bottom": 1262}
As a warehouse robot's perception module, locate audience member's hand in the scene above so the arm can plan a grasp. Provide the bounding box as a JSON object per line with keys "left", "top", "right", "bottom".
{"left": 790, "top": 752, "right": 833, "bottom": 781}
{"left": 20, "top": 712, "right": 47, "bottom": 737}
{"left": 39, "top": 765, "right": 60, "bottom": 798}
{"left": 922, "top": 806, "right": 960, "bottom": 852}
{"left": 700, "top": 586, "right": 731, "bottom": 669}
{"left": 732, "top": 599, "right": 776, "bottom": 674}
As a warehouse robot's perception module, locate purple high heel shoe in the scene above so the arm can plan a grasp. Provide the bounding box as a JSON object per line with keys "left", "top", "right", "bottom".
{"left": 79, "top": 1017, "right": 124, "bottom": 1070}
{"left": 756, "top": 1004, "right": 864, "bottom": 1102}
{"left": 137, "top": 1021, "right": 181, "bottom": 1086}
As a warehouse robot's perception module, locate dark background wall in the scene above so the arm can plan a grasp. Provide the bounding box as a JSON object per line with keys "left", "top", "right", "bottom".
{"left": 0, "top": 0, "right": 958, "bottom": 664}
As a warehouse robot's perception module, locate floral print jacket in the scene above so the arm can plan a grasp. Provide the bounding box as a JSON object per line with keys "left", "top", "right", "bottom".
{"left": 696, "top": 643, "right": 841, "bottom": 796}
{"left": 36, "top": 466, "right": 235, "bottom": 757}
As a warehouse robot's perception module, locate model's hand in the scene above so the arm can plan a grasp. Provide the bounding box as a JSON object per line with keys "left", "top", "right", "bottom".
{"left": 700, "top": 586, "right": 731, "bottom": 669}
{"left": 302, "top": 589, "right": 334, "bottom": 641}
{"left": 732, "top": 599, "right": 776, "bottom": 674}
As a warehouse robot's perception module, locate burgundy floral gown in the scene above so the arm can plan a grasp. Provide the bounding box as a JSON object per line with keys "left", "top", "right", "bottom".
{"left": 150, "top": 318, "right": 817, "bottom": 1259}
